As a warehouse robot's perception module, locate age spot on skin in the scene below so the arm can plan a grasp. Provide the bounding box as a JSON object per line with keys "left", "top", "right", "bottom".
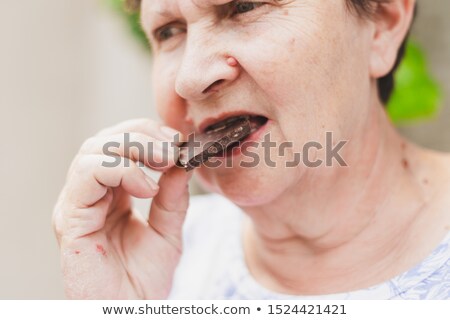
{"left": 402, "top": 159, "right": 409, "bottom": 170}
{"left": 423, "top": 178, "right": 429, "bottom": 185}
{"left": 96, "top": 244, "right": 107, "bottom": 257}
{"left": 401, "top": 142, "right": 407, "bottom": 150}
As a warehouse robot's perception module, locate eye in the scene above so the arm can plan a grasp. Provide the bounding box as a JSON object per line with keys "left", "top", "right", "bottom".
{"left": 153, "top": 24, "right": 186, "bottom": 42}
{"left": 231, "top": 1, "right": 265, "bottom": 16}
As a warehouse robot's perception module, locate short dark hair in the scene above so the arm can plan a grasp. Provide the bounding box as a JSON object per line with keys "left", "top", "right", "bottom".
{"left": 126, "top": 0, "right": 416, "bottom": 105}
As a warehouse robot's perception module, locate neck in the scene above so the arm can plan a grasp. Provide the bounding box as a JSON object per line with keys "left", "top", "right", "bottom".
{"left": 241, "top": 101, "right": 435, "bottom": 295}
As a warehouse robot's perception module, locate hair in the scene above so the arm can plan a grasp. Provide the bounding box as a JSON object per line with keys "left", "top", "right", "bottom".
{"left": 126, "top": 0, "right": 416, "bottom": 105}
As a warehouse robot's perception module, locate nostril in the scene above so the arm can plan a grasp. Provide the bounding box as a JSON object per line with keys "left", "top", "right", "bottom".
{"left": 202, "top": 79, "right": 225, "bottom": 94}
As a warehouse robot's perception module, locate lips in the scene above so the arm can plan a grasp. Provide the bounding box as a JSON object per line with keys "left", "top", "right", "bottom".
{"left": 203, "top": 114, "right": 268, "bottom": 135}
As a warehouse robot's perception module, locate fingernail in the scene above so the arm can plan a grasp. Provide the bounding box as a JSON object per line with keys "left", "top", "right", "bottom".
{"left": 160, "top": 126, "right": 180, "bottom": 140}
{"left": 144, "top": 175, "right": 159, "bottom": 191}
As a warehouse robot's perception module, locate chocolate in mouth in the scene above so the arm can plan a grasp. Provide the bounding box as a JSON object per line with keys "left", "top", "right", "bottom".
{"left": 178, "top": 115, "right": 268, "bottom": 171}
{"left": 204, "top": 115, "right": 267, "bottom": 134}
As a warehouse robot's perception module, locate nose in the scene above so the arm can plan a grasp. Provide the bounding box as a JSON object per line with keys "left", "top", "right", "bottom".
{"left": 174, "top": 28, "right": 240, "bottom": 101}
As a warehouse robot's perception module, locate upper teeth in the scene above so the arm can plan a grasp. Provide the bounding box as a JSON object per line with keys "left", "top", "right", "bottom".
{"left": 206, "top": 116, "right": 250, "bottom": 133}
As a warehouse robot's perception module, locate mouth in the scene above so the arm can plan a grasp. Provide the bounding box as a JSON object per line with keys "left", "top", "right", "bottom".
{"left": 178, "top": 114, "right": 269, "bottom": 171}
{"left": 203, "top": 114, "right": 269, "bottom": 159}
{"left": 202, "top": 114, "right": 269, "bottom": 135}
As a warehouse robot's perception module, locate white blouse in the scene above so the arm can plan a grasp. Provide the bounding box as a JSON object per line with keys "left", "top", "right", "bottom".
{"left": 169, "top": 193, "right": 450, "bottom": 299}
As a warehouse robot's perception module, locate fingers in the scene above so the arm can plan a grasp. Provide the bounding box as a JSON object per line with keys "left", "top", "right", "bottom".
{"left": 78, "top": 132, "right": 177, "bottom": 171}
{"left": 79, "top": 118, "right": 183, "bottom": 172}
{"left": 54, "top": 154, "right": 160, "bottom": 240}
{"left": 53, "top": 118, "right": 184, "bottom": 241}
{"left": 54, "top": 188, "right": 114, "bottom": 242}
{"left": 148, "top": 167, "right": 193, "bottom": 252}
{"left": 96, "top": 118, "right": 183, "bottom": 144}
{"left": 68, "top": 154, "right": 159, "bottom": 206}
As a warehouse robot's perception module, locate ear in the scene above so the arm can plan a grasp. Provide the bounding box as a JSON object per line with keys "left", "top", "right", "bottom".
{"left": 369, "top": 0, "right": 416, "bottom": 79}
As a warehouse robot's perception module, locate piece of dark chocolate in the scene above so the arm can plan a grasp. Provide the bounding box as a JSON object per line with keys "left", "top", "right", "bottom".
{"left": 178, "top": 117, "right": 252, "bottom": 171}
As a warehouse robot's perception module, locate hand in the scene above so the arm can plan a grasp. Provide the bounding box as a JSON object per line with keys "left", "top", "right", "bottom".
{"left": 52, "top": 119, "right": 192, "bottom": 299}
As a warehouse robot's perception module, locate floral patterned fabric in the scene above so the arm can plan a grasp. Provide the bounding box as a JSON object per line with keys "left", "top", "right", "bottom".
{"left": 169, "top": 194, "right": 450, "bottom": 300}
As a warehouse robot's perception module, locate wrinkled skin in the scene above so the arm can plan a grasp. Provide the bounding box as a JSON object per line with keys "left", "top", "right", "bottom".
{"left": 54, "top": 0, "right": 450, "bottom": 298}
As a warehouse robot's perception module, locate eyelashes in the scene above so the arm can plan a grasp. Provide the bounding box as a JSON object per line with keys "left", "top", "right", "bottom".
{"left": 154, "top": 22, "right": 186, "bottom": 42}
{"left": 153, "top": 1, "right": 268, "bottom": 43}
{"left": 231, "top": 1, "right": 266, "bottom": 16}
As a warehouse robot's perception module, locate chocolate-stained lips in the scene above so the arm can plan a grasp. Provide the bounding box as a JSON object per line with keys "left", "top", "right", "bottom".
{"left": 178, "top": 115, "right": 268, "bottom": 171}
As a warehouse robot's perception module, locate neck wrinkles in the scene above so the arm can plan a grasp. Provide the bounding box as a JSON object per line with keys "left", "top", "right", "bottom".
{"left": 241, "top": 101, "right": 430, "bottom": 294}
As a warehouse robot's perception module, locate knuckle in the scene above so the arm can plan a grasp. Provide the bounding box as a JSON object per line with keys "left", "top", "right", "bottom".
{"left": 52, "top": 204, "right": 65, "bottom": 239}
{"left": 139, "top": 118, "right": 159, "bottom": 130}
{"left": 132, "top": 119, "right": 161, "bottom": 137}
{"left": 72, "top": 155, "right": 98, "bottom": 176}
{"left": 79, "top": 137, "right": 97, "bottom": 153}
{"left": 126, "top": 132, "right": 148, "bottom": 144}
{"left": 96, "top": 125, "right": 115, "bottom": 136}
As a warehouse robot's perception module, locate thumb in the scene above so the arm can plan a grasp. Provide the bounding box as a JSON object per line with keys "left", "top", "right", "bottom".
{"left": 148, "top": 166, "right": 193, "bottom": 252}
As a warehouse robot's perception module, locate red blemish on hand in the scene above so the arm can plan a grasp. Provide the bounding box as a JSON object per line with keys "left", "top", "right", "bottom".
{"left": 96, "top": 244, "right": 107, "bottom": 257}
{"left": 74, "top": 250, "right": 80, "bottom": 255}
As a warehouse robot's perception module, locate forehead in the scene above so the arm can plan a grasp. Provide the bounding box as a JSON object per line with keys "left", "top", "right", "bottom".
{"left": 142, "top": 0, "right": 230, "bottom": 18}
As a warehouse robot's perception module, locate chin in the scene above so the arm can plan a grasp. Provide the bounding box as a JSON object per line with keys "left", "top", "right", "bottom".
{"left": 195, "top": 164, "right": 291, "bottom": 207}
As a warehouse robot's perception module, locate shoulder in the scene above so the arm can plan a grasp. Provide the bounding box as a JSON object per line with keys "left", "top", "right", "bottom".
{"left": 430, "top": 152, "right": 450, "bottom": 222}
{"left": 433, "top": 151, "right": 450, "bottom": 176}
{"left": 417, "top": 149, "right": 450, "bottom": 224}
{"left": 425, "top": 149, "right": 450, "bottom": 178}
{"left": 395, "top": 232, "right": 450, "bottom": 299}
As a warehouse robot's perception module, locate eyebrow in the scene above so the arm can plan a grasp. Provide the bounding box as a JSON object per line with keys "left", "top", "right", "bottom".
{"left": 192, "top": 0, "right": 232, "bottom": 7}
{"left": 147, "top": 0, "right": 231, "bottom": 17}
{"left": 152, "top": 10, "right": 175, "bottom": 19}
{"left": 146, "top": 4, "right": 176, "bottom": 19}
{"left": 141, "top": 0, "right": 176, "bottom": 17}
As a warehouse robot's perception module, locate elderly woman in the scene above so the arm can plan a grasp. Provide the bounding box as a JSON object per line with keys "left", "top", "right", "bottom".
{"left": 53, "top": 0, "right": 450, "bottom": 299}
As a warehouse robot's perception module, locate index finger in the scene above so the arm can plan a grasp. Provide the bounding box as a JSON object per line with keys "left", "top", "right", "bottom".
{"left": 96, "top": 118, "right": 184, "bottom": 144}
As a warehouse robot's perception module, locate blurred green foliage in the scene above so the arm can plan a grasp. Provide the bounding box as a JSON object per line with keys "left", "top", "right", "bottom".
{"left": 108, "top": 0, "right": 441, "bottom": 123}
{"left": 387, "top": 42, "right": 441, "bottom": 123}
{"left": 109, "top": 0, "right": 149, "bottom": 50}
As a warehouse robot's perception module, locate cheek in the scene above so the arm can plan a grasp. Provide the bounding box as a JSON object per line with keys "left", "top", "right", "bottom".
{"left": 228, "top": 26, "right": 333, "bottom": 144}
{"left": 152, "top": 57, "right": 187, "bottom": 130}
{"left": 231, "top": 9, "right": 371, "bottom": 141}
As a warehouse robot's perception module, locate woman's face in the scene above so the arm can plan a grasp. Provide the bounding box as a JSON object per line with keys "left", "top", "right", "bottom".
{"left": 141, "top": 0, "right": 374, "bottom": 206}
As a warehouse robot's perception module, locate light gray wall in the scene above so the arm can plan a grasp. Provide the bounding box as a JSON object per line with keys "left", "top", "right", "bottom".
{"left": 0, "top": 0, "right": 448, "bottom": 299}
{"left": 0, "top": 0, "right": 156, "bottom": 299}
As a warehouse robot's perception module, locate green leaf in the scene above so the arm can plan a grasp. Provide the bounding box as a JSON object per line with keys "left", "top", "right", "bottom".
{"left": 387, "top": 41, "right": 441, "bottom": 123}
{"left": 107, "top": 0, "right": 150, "bottom": 50}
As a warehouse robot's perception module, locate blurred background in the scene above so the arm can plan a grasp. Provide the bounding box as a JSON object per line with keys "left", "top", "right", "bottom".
{"left": 0, "top": 0, "right": 449, "bottom": 299}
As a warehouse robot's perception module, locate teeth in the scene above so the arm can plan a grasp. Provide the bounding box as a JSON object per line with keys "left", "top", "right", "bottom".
{"left": 205, "top": 116, "right": 250, "bottom": 133}
{"left": 204, "top": 115, "right": 268, "bottom": 134}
